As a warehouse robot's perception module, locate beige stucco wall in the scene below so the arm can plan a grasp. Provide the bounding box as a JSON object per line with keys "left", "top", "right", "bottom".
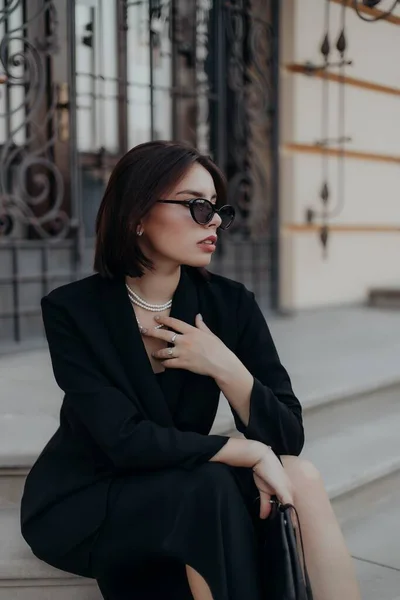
{"left": 279, "top": 0, "right": 400, "bottom": 309}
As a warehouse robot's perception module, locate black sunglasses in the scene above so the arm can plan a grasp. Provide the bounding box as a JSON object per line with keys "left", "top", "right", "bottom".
{"left": 157, "top": 198, "right": 235, "bottom": 230}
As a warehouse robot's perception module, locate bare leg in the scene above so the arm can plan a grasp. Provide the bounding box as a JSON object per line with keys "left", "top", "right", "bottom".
{"left": 185, "top": 565, "right": 214, "bottom": 600}
{"left": 281, "top": 456, "right": 361, "bottom": 600}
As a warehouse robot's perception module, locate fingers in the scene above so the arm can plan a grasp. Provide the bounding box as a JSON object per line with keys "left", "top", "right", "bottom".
{"left": 143, "top": 327, "right": 182, "bottom": 343}
{"left": 259, "top": 491, "right": 273, "bottom": 520}
{"left": 276, "top": 484, "right": 294, "bottom": 507}
{"left": 254, "top": 474, "right": 275, "bottom": 497}
{"left": 253, "top": 472, "right": 274, "bottom": 520}
{"left": 195, "top": 314, "right": 213, "bottom": 333}
{"left": 152, "top": 346, "right": 180, "bottom": 360}
{"left": 253, "top": 465, "right": 294, "bottom": 508}
{"left": 260, "top": 484, "right": 293, "bottom": 512}
{"left": 154, "top": 315, "right": 192, "bottom": 334}
{"left": 159, "top": 358, "right": 181, "bottom": 369}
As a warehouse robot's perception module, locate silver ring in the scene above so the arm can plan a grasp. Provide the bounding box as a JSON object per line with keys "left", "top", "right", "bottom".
{"left": 171, "top": 333, "right": 178, "bottom": 344}
{"left": 167, "top": 347, "right": 174, "bottom": 356}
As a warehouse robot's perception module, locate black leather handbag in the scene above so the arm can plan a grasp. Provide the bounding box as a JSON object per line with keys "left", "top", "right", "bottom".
{"left": 259, "top": 497, "right": 314, "bottom": 600}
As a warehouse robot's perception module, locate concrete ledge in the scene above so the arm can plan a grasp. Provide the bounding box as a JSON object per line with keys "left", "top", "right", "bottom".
{"left": 302, "top": 384, "right": 400, "bottom": 503}
{"left": 0, "top": 415, "right": 58, "bottom": 468}
{"left": 0, "top": 509, "right": 71, "bottom": 581}
{"left": 328, "top": 459, "right": 400, "bottom": 501}
{"left": 302, "top": 377, "right": 400, "bottom": 412}
{"left": 211, "top": 377, "right": 400, "bottom": 436}
{"left": 0, "top": 470, "right": 27, "bottom": 507}
{"left": 0, "top": 580, "right": 99, "bottom": 600}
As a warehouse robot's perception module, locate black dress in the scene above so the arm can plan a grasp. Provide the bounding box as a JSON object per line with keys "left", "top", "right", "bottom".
{"left": 20, "top": 267, "right": 304, "bottom": 600}
{"left": 93, "top": 370, "right": 267, "bottom": 600}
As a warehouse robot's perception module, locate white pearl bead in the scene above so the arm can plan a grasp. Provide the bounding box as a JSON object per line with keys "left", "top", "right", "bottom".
{"left": 125, "top": 283, "right": 172, "bottom": 312}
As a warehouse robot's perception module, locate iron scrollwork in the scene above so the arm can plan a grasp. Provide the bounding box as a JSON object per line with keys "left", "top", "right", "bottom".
{"left": 354, "top": 0, "right": 399, "bottom": 21}
{"left": 224, "top": 0, "right": 275, "bottom": 238}
{"left": 304, "top": 0, "right": 351, "bottom": 255}
{"left": 196, "top": 0, "right": 212, "bottom": 156}
{"left": 0, "top": 0, "right": 70, "bottom": 239}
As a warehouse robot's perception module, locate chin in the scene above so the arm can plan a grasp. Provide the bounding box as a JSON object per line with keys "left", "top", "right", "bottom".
{"left": 179, "top": 255, "right": 213, "bottom": 268}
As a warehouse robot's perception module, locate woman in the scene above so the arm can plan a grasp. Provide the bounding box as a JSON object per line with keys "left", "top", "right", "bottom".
{"left": 20, "top": 141, "right": 360, "bottom": 600}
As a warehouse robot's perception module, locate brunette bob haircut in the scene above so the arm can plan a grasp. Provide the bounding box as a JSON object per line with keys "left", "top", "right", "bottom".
{"left": 93, "top": 140, "right": 227, "bottom": 279}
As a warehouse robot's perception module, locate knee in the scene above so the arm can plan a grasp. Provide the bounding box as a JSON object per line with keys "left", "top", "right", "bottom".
{"left": 281, "top": 456, "right": 324, "bottom": 494}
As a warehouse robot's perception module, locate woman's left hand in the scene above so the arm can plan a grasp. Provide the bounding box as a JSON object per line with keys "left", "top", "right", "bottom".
{"left": 142, "top": 314, "right": 235, "bottom": 377}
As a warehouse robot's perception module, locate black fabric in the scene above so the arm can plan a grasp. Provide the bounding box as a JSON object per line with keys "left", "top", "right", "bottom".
{"left": 20, "top": 265, "right": 304, "bottom": 597}
{"left": 155, "top": 369, "right": 179, "bottom": 413}
{"left": 92, "top": 463, "right": 265, "bottom": 600}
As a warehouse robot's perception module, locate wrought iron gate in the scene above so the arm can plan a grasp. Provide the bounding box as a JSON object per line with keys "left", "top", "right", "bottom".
{"left": 0, "top": 0, "right": 280, "bottom": 345}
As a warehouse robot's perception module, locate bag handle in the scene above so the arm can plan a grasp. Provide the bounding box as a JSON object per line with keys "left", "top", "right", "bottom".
{"left": 260, "top": 448, "right": 313, "bottom": 597}
{"left": 273, "top": 499, "right": 313, "bottom": 598}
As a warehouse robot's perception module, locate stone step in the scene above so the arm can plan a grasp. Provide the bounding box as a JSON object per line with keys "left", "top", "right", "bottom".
{"left": 1, "top": 384, "right": 400, "bottom": 597}
{"left": 212, "top": 376, "right": 400, "bottom": 436}
{"left": 0, "top": 469, "right": 27, "bottom": 508}
{"left": 0, "top": 581, "right": 99, "bottom": 600}
{"left": 0, "top": 507, "right": 100, "bottom": 599}
{"left": 0, "top": 351, "right": 61, "bottom": 417}
{"left": 0, "top": 415, "right": 58, "bottom": 468}
{"left": 0, "top": 414, "right": 58, "bottom": 508}
{"left": 336, "top": 470, "right": 400, "bottom": 600}
{"left": 301, "top": 383, "right": 400, "bottom": 500}
{"left": 340, "top": 472, "right": 400, "bottom": 572}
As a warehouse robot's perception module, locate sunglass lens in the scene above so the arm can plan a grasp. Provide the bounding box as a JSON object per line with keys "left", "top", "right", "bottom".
{"left": 192, "top": 200, "right": 235, "bottom": 229}
{"left": 219, "top": 206, "right": 235, "bottom": 229}
{"left": 193, "top": 200, "right": 214, "bottom": 224}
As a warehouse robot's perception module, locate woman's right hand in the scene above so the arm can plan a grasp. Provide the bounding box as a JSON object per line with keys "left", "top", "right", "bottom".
{"left": 252, "top": 447, "right": 294, "bottom": 518}
{"left": 210, "top": 438, "right": 294, "bottom": 516}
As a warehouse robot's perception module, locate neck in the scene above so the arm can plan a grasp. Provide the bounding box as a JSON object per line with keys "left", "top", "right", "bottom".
{"left": 125, "top": 265, "right": 182, "bottom": 305}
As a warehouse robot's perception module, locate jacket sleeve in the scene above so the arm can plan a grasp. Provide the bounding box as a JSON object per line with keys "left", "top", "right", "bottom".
{"left": 230, "top": 286, "right": 304, "bottom": 456}
{"left": 41, "top": 296, "right": 229, "bottom": 472}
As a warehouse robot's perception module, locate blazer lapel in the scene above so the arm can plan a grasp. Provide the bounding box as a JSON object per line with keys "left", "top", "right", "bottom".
{"left": 97, "top": 266, "right": 199, "bottom": 426}
{"left": 171, "top": 267, "right": 223, "bottom": 427}
{"left": 97, "top": 274, "right": 173, "bottom": 426}
{"left": 160, "top": 265, "right": 199, "bottom": 414}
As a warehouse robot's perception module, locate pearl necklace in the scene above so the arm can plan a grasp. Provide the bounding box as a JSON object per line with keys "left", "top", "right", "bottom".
{"left": 125, "top": 282, "right": 171, "bottom": 333}
{"left": 125, "top": 282, "right": 172, "bottom": 311}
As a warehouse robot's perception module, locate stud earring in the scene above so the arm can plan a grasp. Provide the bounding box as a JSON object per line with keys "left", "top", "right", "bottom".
{"left": 136, "top": 229, "right": 143, "bottom": 237}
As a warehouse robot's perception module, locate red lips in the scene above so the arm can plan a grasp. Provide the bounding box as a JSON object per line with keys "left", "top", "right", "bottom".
{"left": 198, "top": 235, "right": 217, "bottom": 244}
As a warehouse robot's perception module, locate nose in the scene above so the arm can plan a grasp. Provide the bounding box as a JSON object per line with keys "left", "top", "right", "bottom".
{"left": 208, "top": 210, "right": 222, "bottom": 228}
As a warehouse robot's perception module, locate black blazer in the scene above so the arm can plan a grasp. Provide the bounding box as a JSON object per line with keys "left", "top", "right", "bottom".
{"left": 20, "top": 265, "right": 304, "bottom": 567}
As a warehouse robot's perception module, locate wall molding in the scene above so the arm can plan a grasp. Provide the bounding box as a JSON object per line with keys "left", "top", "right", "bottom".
{"left": 285, "top": 63, "right": 400, "bottom": 98}
{"left": 283, "top": 143, "right": 400, "bottom": 165}
{"left": 331, "top": 0, "right": 400, "bottom": 26}
{"left": 283, "top": 223, "right": 400, "bottom": 234}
